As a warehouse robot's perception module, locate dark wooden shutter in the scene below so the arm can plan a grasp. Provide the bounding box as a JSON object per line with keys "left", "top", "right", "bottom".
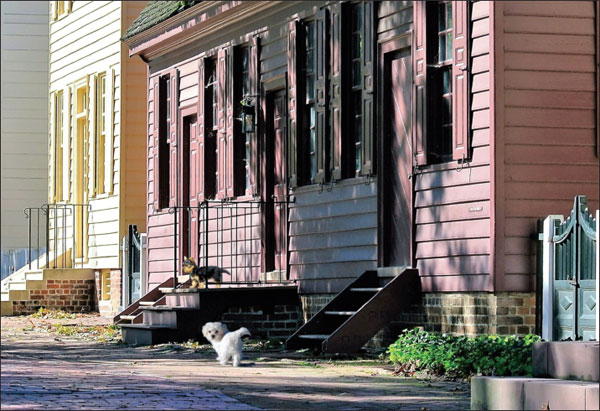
{"left": 413, "top": 0, "right": 428, "bottom": 166}
{"left": 226, "top": 45, "right": 235, "bottom": 198}
{"left": 169, "top": 69, "right": 179, "bottom": 207}
{"left": 217, "top": 48, "right": 227, "bottom": 199}
{"left": 152, "top": 77, "right": 160, "bottom": 210}
{"left": 360, "top": 1, "right": 375, "bottom": 175}
{"left": 329, "top": 3, "right": 344, "bottom": 181}
{"left": 315, "top": 8, "right": 327, "bottom": 184}
{"left": 196, "top": 58, "right": 206, "bottom": 202}
{"left": 249, "top": 36, "right": 259, "bottom": 195}
{"left": 452, "top": 0, "right": 470, "bottom": 160}
{"left": 287, "top": 20, "right": 300, "bottom": 188}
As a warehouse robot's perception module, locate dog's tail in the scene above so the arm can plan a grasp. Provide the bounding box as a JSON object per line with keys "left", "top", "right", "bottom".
{"left": 232, "top": 327, "right": 251, "bottom": 338}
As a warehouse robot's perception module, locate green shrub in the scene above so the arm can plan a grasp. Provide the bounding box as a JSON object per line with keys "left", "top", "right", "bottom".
{"left": 387, "top": 328, "right": 540, "bottom": 378}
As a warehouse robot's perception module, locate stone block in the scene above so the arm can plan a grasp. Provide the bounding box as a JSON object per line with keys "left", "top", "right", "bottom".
{"left": 471, "top": 376, "right": 549, "bottom": 410}
{"left": 524, "top": 380, "right": 592, "bottom": 411}
{"left": 533, "top": 341, "right": 600, "bottom": 382}
{"left": 586, "top": 385, "right": 599, "bottom": 411}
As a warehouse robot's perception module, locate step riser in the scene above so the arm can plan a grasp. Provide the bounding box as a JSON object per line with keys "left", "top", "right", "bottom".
{"left": 472, "top": 376, "right": 599, "bottom": 411}
{"left": 143, "top": 311, "right": 177, "bottom": 327}
{"left": 165, "top": 293, "right": 199, "bottom": 308}
{"left": 533, "top": 342, "right": 599, "bottom": 382}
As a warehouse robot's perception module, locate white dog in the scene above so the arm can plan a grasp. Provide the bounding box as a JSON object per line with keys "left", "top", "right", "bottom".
{"left": 201, "top": 322, "right": 250, "bottom": 367}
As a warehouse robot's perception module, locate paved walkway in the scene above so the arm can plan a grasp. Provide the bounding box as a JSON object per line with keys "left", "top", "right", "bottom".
{"left": 1, "top": 315, "right": 470, "bottom": 410}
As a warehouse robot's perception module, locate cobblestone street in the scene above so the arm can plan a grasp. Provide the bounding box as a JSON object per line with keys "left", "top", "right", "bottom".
{"left": 1, "top": 315, "right": 470, "bottom": 410}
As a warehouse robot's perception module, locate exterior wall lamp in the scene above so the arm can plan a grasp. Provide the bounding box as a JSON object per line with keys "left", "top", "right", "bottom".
{"left": 239, "top": 97, "right": 255, "bottom": 134}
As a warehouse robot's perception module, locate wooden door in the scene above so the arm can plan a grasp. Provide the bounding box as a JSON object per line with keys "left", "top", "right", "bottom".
{"left": 265, "top": 90, "right": 288, "bottom": 274}
{"left": 381, "top": 46, "right": 413, "bottom": 268}
{"left": 180, "top": 112, "right": 197, "bottom": 266}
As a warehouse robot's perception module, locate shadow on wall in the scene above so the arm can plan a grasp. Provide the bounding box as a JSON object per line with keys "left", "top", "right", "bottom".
{"left": 1, "top": 248, "right": 46, "bottom": 280}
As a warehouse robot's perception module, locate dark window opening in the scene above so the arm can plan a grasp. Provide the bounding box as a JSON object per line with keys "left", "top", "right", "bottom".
{"left": 204, "top": 58, "right": 217, "bottom": 199}
{"left": 239, "top": 46, "right": 251, "bottom": 195}
{"left": 350, "top": 3, "right": 363, "bottom": 177}
{"left": 302, "top": 20, "right": 317, "bottom": 186}
{"left": 158, "top": 75, "right": 171, "bottom": 209}
{"left": 427, "top": 0, "right": 453, "bottom": 164}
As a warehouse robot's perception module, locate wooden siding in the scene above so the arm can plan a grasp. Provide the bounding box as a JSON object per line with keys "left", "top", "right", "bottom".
{"left": 499, "top": 1, "right": 599, "bottom": 291}
{"left": 290, "top": 180, "right": 378, "bottom": 294}
{"left": 121, "top": 1, "right": 148, "bottom": 240}
{"left": 48, "top": 1, "right": 148, "bottom": 270}
{"left": 0, "top": 1, "right": 49, "bottom": 251}
{"left": 413, "top": 1, "right": 493, "bottom": 292}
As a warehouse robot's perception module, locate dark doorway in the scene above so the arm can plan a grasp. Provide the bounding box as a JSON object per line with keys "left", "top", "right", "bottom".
{"left": 264, "top": 89, "right": 288, "bottom": 275}
{"left": 180, "top": 111, "right": 197, "bottom": 264}
{"left": 381, "top": 44, "right": 413, "bottom": 268}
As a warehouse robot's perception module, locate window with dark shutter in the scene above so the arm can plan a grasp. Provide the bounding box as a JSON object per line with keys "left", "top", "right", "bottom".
{"left": 287, "top": 20, "right": 301, "bottom": 188}
{"left": 204, "top": 58, "right": 218, "bottom": 199}
{"left": 168, "top": 69, "right": 179, "bottom": 207}
{"left": 153, "top": 73, "right": 172, "bottom": 210}
{"left": 235, "top": 39, "right": 259, "bottom": 197}
{"left": 217, "top": 48, "right": 227, "bottom": 199}
{"left": 415, "top": 0, "right": 470, "bottom": 165}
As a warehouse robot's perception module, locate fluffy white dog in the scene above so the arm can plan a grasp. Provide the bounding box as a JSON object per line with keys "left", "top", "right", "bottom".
{"left": 201, "top": 322, "right": 250, "bottom": 367}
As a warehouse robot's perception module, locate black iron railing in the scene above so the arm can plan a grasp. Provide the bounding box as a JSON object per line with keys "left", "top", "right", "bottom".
{"left": 159, "top": 200, "right": 291, "bottom": 288}
{"left": 24, "top": 204, "right": 90, "bottom": 270}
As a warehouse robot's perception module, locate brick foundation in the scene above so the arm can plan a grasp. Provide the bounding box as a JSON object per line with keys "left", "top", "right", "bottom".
{"left": 300, "top": 291, "right": 537, "bottom": 346}
{"left": 11, "top": 279, "right": 96, "bottom": 315}
{"left": 221, "top": 304, "right": 303, "bottom": 340}
{"left": 95, "top": 269, "right": 122, "bottom": 318}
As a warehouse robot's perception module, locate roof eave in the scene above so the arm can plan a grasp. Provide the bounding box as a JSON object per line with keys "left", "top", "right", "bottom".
{"left": 124, "top": 1, "right": 288, "bottom": 62}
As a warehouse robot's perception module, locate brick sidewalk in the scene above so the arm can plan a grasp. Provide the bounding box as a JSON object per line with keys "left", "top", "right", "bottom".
{"left": 1, "top": 315, "right": 470, "bottom": 410}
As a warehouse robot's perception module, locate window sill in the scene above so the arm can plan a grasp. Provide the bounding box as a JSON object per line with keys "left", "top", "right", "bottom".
{"left": 292, "top": 175, "right": 375, "bottom": 195}
{"left": 417, "top": 160, "right": 460, "bottom": 173}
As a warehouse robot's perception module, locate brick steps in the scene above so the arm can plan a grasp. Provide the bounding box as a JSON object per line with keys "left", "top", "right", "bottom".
{"left": 471, "top": 341, "right": 600, "bottom": 410}
{"left": 1, "top": 268, "right": 95, "bottom": 316}
{"left": 118, "top": 285, "right": 301, "bottom": 345}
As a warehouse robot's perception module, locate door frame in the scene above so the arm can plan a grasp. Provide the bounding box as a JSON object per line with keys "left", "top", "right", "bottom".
{"left": 178, "top": 104, "right": 197, "bottom": 269}
{"left": 261, "top": 81, "right": 289, "bottom": 276}
{"left": 377, "top": 33, "right": 414, "bottom": 268}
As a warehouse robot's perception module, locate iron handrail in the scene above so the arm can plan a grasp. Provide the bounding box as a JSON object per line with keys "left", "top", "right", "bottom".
{"left": 154, "top": 200, "right": 292, "bottom": 288}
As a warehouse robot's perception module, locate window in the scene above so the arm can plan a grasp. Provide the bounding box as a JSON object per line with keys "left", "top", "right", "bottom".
{"left": 428, "top": 1, "right": 453, "bottom": 163}
{"left": 95, "top": 73, "right": 106, "bottom": 195}
{"left": 288, "top": 4, "right": 375, "bottom": 187}
{"left": 204, "top": 58, "right": 218, "bottom": 199}
{"left": 52, "top": 1, "right": 72, "bottom": 20}
{"left": 350, "top": 3, "right": 363, "bottom": 177}
{"left": 239, "top": 46, "right": 252, "bottom": 194}
{"left": 155, "top": 74, "right": 171, "bottom": 209}
{"left": 303, "top": 20, "right": 318, "bottom": 185}
{"left": 414, "top": 0, "right": 469, "bottom": 165}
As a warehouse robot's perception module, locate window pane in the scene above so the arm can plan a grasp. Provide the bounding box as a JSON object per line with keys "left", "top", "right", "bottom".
{"left": 446, "top": 33, "right": 453, "bottom": 62}
{"left": 447, "top": 2, "right": 452, "bottom": 29}
{"left": 352, "top": 61, "right": 362, "bottom": 88}
{"left": 438, "top": 35, "right": 446, "bottom": 62}
{"left": 353, "top": 4, "right": 362, "bottom": 32}
{"left": 442, "top": 69, "right": 451, "bottom": 95}
{"left": 355, "top": 143, "right": 361, "bottom": 172}
{"left": 307, "top": 75, "right": 315, "bottom": 101}
{"left": 438, "top": 3, "right": 446, "bottom": 31}
{"left": 310, "top": 106, "right": 316, "bottom": 128}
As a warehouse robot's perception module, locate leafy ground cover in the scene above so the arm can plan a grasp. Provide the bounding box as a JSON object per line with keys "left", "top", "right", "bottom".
{"left": 387, "top": 328, "right": 540, "bottom": 378}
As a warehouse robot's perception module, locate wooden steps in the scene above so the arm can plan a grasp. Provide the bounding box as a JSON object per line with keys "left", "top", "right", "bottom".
{"left": 286, "top": 268, "right": 421, "bottom": 353}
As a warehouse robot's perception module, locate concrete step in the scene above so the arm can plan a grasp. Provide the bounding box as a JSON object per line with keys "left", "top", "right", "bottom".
{"left": 24, "top": 270, "right": 44, "bottom": 281}
{"left": 1, "top": 300, "right": 13, "bottom": 316}
{"left": 8, "top": 280, "right": 27, "bottom": 291}
{"left": 142, "top": 306, "right": 203, "bottom": 328}
{"left": 472, "top": 376, "right": 599, "bottom": 410}
{"left": 533, "top": 341, "right": 599, "bottom": 382}
{"left": 120, "top": 324, "right": 178, "bottom": 346}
